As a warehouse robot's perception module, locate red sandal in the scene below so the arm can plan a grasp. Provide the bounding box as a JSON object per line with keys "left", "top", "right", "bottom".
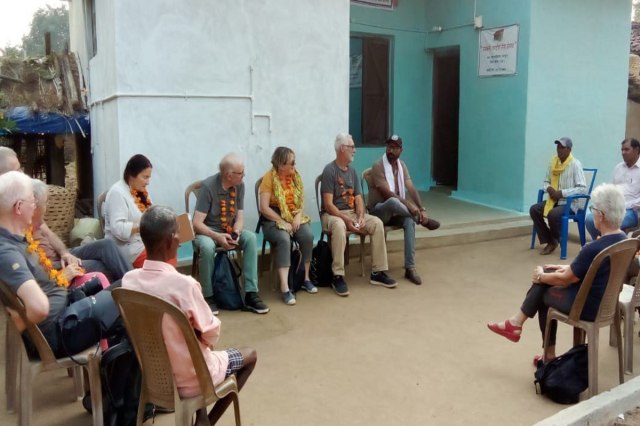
{"left": 533, "top": 355, "right": 543, "bottom": 367}
{"left": 487, "top": 320, "right": 522, "bottom": 342}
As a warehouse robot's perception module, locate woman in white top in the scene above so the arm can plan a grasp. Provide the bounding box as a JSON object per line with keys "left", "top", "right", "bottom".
{"left": 104, "top": 154, "right": 160, "bottom": 267}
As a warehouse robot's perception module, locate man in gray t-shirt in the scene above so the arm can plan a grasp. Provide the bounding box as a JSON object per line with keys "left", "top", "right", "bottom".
{"left": 0, "top": 172, "right": 121, "bottom": 357}
{"left": 320, "top": 133, "right": 397, "bottom": 297}
{"left": 192, "top": 153, "right": 269, "bottom": 315}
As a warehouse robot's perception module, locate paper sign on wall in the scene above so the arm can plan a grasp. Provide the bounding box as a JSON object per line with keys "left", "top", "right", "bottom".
{"left": 478, "top": 25, "right": 519, "bottom": 77}
{"left": 351, "top": 0, "right": 396, "bottom": 10}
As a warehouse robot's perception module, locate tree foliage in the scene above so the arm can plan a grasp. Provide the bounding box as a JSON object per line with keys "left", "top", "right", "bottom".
{"left": 22, "top": 5, "right": 69, "bottom": 57}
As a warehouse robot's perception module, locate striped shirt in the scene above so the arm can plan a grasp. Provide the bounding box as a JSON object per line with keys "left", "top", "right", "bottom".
{"left": 543, "top": 157, "right": 587, "bottom": 211}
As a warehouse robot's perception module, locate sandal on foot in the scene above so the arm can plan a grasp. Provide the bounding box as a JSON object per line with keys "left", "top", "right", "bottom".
{"left": 487, "top": 320, "right": 522, "bottom": 342}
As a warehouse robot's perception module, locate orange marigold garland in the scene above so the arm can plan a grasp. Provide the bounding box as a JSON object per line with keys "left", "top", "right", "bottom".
{"left": 337, "top": 176, "right": 355, "bottom": 209}
{"left": 130, "top": 188, "right": 152, "bottom": 213}
{"left": 25, "top": 227, "right": 84, "bottom": 288}
{"left": 220, "top": 189, "right": 236, "bottom": 233}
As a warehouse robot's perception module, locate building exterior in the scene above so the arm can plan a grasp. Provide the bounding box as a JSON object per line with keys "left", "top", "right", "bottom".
{"left": 70, "top": 0, "right": 632, "bottom": 227}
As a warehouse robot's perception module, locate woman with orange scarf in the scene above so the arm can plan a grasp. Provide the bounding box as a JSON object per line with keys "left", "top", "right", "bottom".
{"left": 259, "top": 147, "right": 316, "bottom": 305}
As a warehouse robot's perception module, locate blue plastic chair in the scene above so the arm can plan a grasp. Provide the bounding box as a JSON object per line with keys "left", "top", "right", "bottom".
{"left": 530, "top": 168, "right": 597, "bottom": 260}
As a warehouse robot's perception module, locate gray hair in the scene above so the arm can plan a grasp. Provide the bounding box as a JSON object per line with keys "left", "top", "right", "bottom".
{"left": 32, "top": 179, "right": 48, "bottom": 208}
{"left": 219, "top": 153, "right": 243, "bottom": 174}
{"left": 140, "top": 205, "right": 177, "bottom": 252}
{"left": 334, "top": 133, "right": 353, "bottom": 151}
{"left": 0, "top": 171, "right": 33, "bottom": 213}
{"left": 0, "top": 147, "right": 18, "bottom": 175}
{"left": 590, "top": 183, "right": 625, "bottom": 229}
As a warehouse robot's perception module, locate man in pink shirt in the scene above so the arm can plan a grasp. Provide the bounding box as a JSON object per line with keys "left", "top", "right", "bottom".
{"left": 122, "top": 205, "right": 256, "bottom": 423}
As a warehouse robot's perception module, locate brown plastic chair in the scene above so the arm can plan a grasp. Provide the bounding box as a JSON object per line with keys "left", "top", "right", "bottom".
{"left": 112, "top": 288, "right": 241, "bottom": 425}
{"left": 254, "top": 177, "right": 274, "bottom": 278}
{"left": 184, "top": 180, "right": 203, "bottom": 278}
{"left": 543, "top": 238, "right": 640, "bottom": 398}
{"left": 0, "top": 280, "right": 103, "bottom": 426}
{"left": 96, "top": 191, "right": 107, "bottom": 232}
{"left": 315, "top": 174, "right": 365, "bottom": 277}
{"left": 360, "top": 168, "right": 403, "bottom": 240}
{"left": 609, "top": 272, "right": 640, "bottom": 374}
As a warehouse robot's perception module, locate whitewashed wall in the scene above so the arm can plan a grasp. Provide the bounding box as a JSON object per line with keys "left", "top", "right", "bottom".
{"left": 71, "top": 0, "right": 349, "bottom": 228}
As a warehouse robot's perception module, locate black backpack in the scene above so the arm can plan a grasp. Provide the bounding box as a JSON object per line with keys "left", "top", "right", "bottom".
{"left": 212, "top": 251, "right": 244, "bottom": 310}
{"left": 288, "top": 241, "right": 305, "bottom": 292}
{"left": 83, "top": 339, "right": 153, "bottom": 426}
{"left": 310, "top": 233, "right": 333, "bottom": 286}
{"left": 534, "top": 344, "right": 588, "bottom": 404}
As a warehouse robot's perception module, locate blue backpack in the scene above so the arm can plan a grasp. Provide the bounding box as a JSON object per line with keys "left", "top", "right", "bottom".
{"left": 212, "top": 251, "right": 244, "bottom": 310}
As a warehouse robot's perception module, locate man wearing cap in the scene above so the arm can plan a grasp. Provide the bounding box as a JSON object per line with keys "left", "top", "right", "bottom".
{"left": 585, "top": 138, "right": 640, "bottom": 240}
{"left": 366, "top": 134, "right": 440, "bottom": 285}
{"left": 530, "top": 137, "right": 587, "bottom": 255}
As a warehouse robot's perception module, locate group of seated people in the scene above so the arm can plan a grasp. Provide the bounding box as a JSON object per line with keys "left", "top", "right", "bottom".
{"left": 1, "top": 131, "right": 639, "bottom": 415}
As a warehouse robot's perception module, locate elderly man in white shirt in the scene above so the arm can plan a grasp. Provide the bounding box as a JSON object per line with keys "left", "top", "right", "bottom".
{"left": 585, "top": 138, "right": 640, "bottom": 239}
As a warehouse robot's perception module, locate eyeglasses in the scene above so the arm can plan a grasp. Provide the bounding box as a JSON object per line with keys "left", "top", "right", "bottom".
{"left": 231, "top": 170, "right": 245, "bottom": 177}
{"left": 287, "top": 160, "right": 296, "bottom": 166}
{"left": 588, "top": 206, "right": 603, "bottom": 215}
{"left": 342, "top": 144, "right": 356, "bottom": 150}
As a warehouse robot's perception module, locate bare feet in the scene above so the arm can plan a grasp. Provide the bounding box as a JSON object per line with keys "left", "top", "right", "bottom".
{"left": 539, "top": 242, "right": 558, "bottom": 255}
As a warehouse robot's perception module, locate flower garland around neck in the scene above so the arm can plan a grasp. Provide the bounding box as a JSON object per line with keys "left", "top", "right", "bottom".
{"left": 25, "top": 227, "right": 84, "bottom": 288}
{"left": 337, "top": 176, "right": 355, "bottom": 209}
{"left": 220, "top": 188, "right": 236, "bottom": 234}
{"left": 271, "top": 168, "right": 310, "bottom": 226}
{"left": 130, "top": 187, "right": 152, "bottom": 213}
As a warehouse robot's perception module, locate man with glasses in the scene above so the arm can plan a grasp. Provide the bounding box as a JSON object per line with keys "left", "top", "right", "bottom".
{"left": 320, "top": 133, "right": 397, "bottom": 296}
{"left": 585, "top": 138, "right": 640, "bottom": 240}
{"left": 530, "top": 137, "right": 587, "bottom": 255}
{"left": 366, "top": 135, "right": 440, "bottom": 285}
{"left": 192, "top": 153, "right": 269, "bottom": 314}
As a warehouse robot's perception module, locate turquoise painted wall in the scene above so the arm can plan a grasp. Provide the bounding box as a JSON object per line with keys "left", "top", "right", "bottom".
{"left": 350, "top": 0, "right": 432, "bottom": 189}
{"left": 523, "top": 0, "right": 632, "bottom": 211}
{"left": 425, "top": 0, "right": 531, "bottom": 211}
{"left": 351, "top": 0, "right": 631, "bottom": 213}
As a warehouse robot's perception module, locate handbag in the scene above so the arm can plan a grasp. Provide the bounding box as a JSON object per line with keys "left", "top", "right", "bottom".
{"left": 212, "top": 251, "right": 244, "bottom": 310}
{"left": 534, "top": 344, "right": 588, "bottom": 404}
{"left": 310, "top": 233, "right": 333, "bottom": 286}
{"left": 288, "top": 241, "right": 305, "bottom": 293}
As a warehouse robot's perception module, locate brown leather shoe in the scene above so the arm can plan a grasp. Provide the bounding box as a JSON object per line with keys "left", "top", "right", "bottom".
{"left": 405, "top": 268, "right": 422, "bottom": 285}
{"left": 539, "top": 242, "right": 558, "bottom": 255}
{"left": 421, "top": 218, "right": 440, "bottom": 230}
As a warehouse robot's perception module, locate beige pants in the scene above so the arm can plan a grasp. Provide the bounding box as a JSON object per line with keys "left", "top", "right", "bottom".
{"left": 321, "top": 210, "right": 388, "bottom": 276}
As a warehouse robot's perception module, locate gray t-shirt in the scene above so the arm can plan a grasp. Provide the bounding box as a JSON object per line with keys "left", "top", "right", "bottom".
{"left": 195, "top": 173, "right": 245, "bottom": 233}
{"left": 0, "top": 227, "right": 67, "bottom": 346}
{"left": 320, "top": 161, "right": 361, "bottom": 212}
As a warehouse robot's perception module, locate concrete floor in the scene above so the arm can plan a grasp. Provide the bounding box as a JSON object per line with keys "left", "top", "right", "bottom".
{"left": 1, "top": 193, "right": 634, "bottom": 426}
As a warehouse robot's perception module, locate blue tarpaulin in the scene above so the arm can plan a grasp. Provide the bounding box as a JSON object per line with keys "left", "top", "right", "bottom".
{"left": 0, "top": 107, "right": 90, "bottom": 137}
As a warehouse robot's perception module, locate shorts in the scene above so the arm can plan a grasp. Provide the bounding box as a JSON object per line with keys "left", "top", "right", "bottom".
{"left": 225, "top": 348, "right": 243, "bottom": 378}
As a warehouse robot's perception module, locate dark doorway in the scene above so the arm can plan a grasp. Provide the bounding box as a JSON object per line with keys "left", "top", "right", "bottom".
{"left": 432, "top": 48, "right": 460, "bottom": 187}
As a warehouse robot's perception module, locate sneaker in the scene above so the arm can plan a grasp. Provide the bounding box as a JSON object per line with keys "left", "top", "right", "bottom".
{"left": 302, "top": 280, "right": 318, "bottom": 294}
{"left": 404, "top": 268, "right": 422, "bottom": 285}
{"left": 244, "top": 292, "right": 270, "bottom": 314}
{"left": 205, "top": 296, "right": 219, "bottom": 315}
{"left": 370, "top": 271, "right": 397, "bottom": 288}
{"left": 282, "top": 291, "right": 296, "bottom": 305}
{"left": 331, "top": 275, "right": 350, "bottom": 297}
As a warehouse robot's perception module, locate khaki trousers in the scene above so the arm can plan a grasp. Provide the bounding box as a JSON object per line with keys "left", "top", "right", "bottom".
{"left": 321, "top": 210, "right": 388, "bottom": 276}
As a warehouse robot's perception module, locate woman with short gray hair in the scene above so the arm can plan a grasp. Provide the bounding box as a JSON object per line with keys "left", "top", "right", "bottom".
{"left": 488, "top": 183, "right": 627, "bottom": 364}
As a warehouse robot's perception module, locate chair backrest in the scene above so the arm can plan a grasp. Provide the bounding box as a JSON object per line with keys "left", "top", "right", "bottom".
{"left": 184, "top": 180, "right": 203, "bottom": 216}
{"left": 254, "top": 177, "right": 263, "bottom": 233}
{"left": 111, "top": 288, "right": 218, "bottom": 409}
{"left": 568, "top": 238, "right": 640, "bottom": 323}
{"left": 360, "top": 168, "right": 372, "bottom": 208}
{"left": 583, "top": 168, "right": 597, "bottom": 196}
{"left": 0, "top": 280, "right": 58, "bottom": 365}
{"left": 44, "top": 184, "right": 77, "bottom": 246}
{"left": 97, "top": 191, "right": 107, "bottom": 232}
{"left": 315, "top": 174, "right": 323, "bottom": 218}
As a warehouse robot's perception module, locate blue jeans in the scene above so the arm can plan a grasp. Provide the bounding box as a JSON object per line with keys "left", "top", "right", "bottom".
{"left": 369, "top": 198, "right": 416, "bottom": 269}
{"left": 196, "top": 230, "right": 258, "bottom": 298}
{"left": 585, "top": 208, "right": 638, "bottom": 240}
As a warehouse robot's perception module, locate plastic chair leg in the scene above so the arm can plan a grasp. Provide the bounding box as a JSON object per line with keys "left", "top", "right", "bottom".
{"left": 530, "top": 226, "right": 537, "bottom": 249}
{"left": 560, "top": 218, "right": 569, "bottom": 260}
